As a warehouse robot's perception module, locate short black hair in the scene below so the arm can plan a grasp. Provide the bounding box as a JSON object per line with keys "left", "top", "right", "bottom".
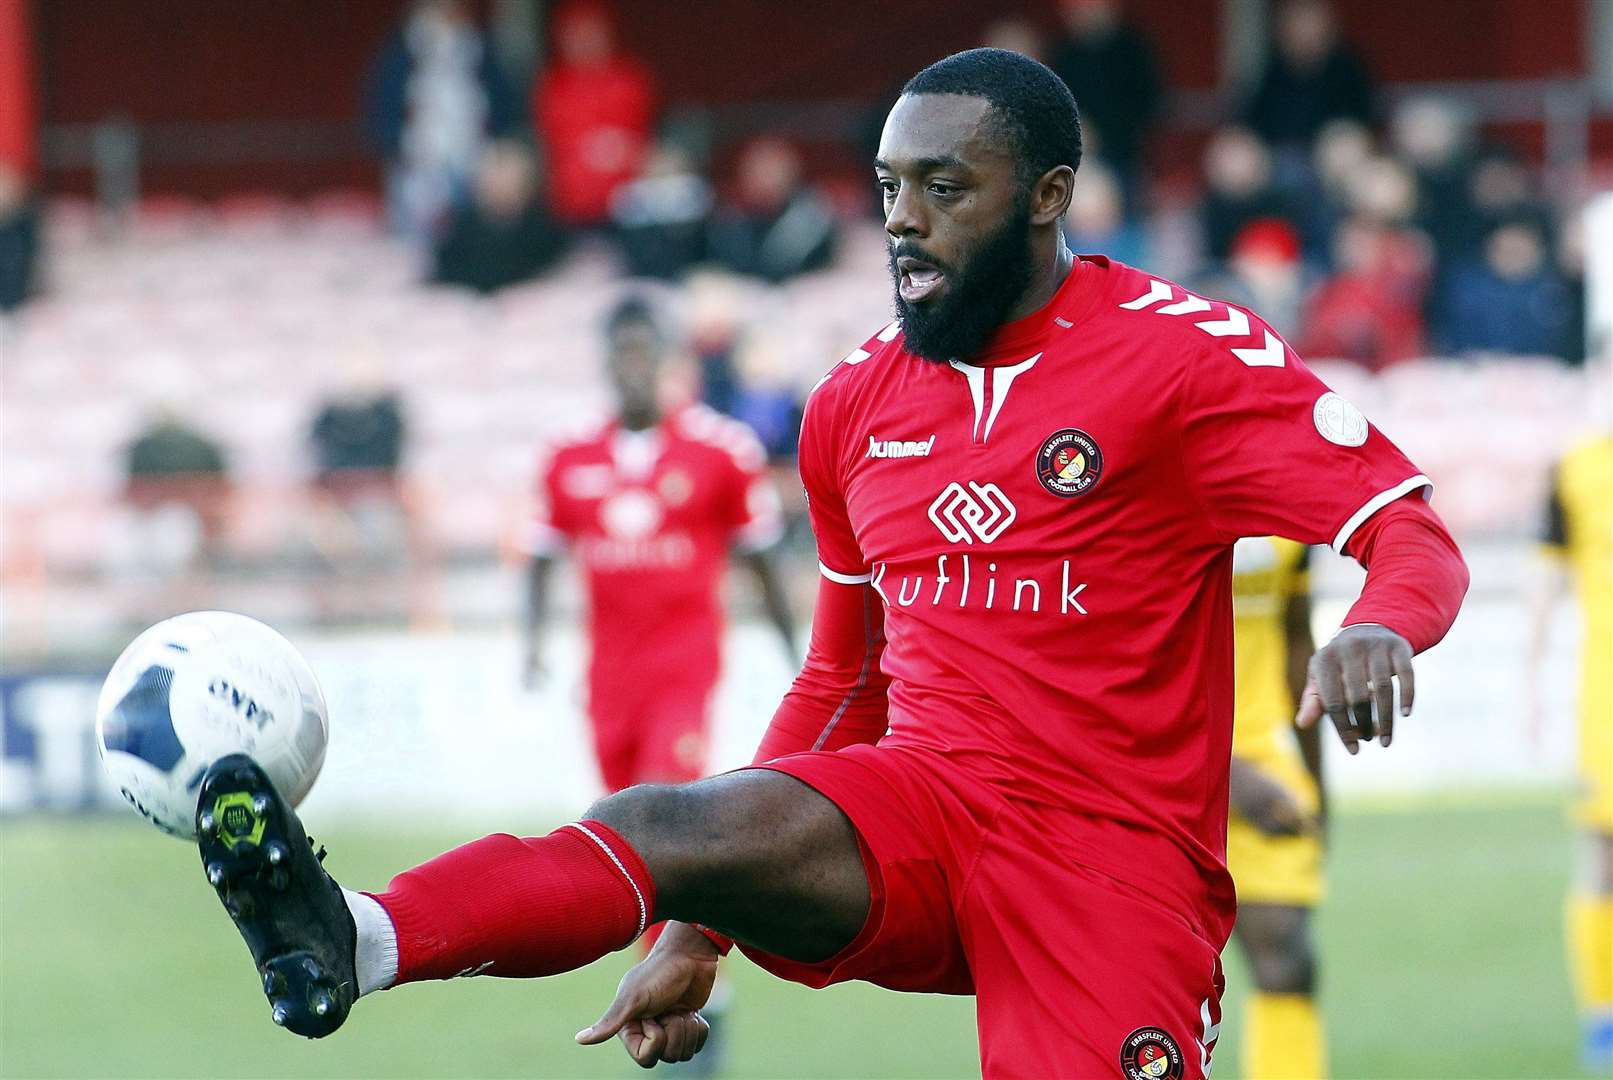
{"left": 901, "top": 48, "right": 1083, "bottom": 188}
{"left": 604, "top": 293, "right": 661, "bottom": 338}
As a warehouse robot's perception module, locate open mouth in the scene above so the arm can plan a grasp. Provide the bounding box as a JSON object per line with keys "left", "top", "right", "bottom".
{"left": 897, "top": 255, "right": 947, "bottom": 304}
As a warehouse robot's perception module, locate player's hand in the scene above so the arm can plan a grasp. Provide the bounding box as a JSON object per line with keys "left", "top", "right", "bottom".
{"left": 1228, "top": 758, "right": 1309, "bottom": 837}
{"left": 575, "top": 922, "right": 720, "bottom": 1067}
{"left": 1295, "top": 624, "right": 1414, "bottom": 754}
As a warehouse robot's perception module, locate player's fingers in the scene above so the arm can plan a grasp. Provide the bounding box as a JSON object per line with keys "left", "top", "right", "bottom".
{"left": 633, "top": 1017, "right": 664, "bottom": 1068}
{"left": 576, "top": 989, "right": 644, "bottom": 1044}
{"left": 1339, "top": 652, "right": 1375, "bottom": 742}
{"left": 1311, "top": 653, "right": 1357, "bottom": 755}
{"left": 656, "top": 1013, "right": 688, "bottom": 1063}
{"left": 1392, "top": 646, "right": 1416, "bottom": 717}
{"left": 690, "top": 1011, "right": 710, "bottom": 1058}
{"left": 1369, "top": 649, "right": 1395, "bottom": 747}
{"left": 1294, "top": 679, "right": 1323, "bottom": 729}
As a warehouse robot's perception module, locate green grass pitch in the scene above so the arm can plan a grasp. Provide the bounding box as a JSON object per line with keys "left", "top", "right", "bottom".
{"left": 0, "top": 796, "right": 1582, "bottom": 1078}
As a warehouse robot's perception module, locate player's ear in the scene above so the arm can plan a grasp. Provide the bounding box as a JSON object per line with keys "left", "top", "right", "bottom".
{"left": 1028, "top": 165, "right": 1075, "bottom": 227}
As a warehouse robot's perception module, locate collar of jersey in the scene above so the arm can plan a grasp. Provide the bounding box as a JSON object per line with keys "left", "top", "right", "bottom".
{"left": 954, "top": 254, "right": 1111, "bottom": 367}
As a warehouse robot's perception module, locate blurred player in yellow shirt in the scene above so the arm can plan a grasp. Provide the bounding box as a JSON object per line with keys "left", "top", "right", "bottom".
{"left": 1532, "top": 433, "right": 1613, "bottom": 1073}
{"left": 1227, "top": 537, "right": 1327, "bottom": 1079}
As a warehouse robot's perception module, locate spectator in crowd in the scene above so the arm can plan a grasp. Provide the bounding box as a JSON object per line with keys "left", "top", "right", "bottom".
{"left": 124, "top": 414, "right": 232, "bottom": 564}
{"left": 310, "top": 391, "right": 407, "bottom": 488}
{"left": 1303, "top": 215, "right": 1431, "bottom": 369}
{"left": 685, "top": 270, "right": 749, "bottom": 417}
{"left": 610, "top": 140, "right": 714, "bottom": 280}
{"left": 1047, "top": 0, "right": 1162, "bottom": 212}
{"left": 1064, "top": 160, "right": 1148, "bottom": 268}
{"left": 1243, "top": 0, "right": 1374, "bottom": 154}
{"left": 1199, "top": 127, "right": 1294, "bottom": 265}
{"left": 364, "top": 0, "right": 521, "bottom": 244}
{"left": 728, "top": 327, "right": 804, "bottom": 461}
{"left": 1465, "top": 148, "right": 1556, "bottom": 259}
{"left": 1391, "top": 96, "right": 1478, "bottom": 260}
{"left": 1296, "top": 118, "right": 1374, "bottom": 260}
{"left": 533, "top": 0, "right": 656, "bottom": 230}
{"left": 0, "top": 161, "right": 38, "bottom": 311}
{"left": 1556, "top": 205, "right": 1588, "bottom": 366}
{"left": 1199, "top": 217, "right": 1312, "bottom": 340}
{"left": 432, "top": 141, "right": 568, "bottom": 294}
{"left": 707, "top": 137, "right": 837, "bottom": 283}
{"left": 1436, "top": 218, "right": 1578, "bottom": 358}
{"left": 306, "top": 352, "right": 412, "bottom": 567}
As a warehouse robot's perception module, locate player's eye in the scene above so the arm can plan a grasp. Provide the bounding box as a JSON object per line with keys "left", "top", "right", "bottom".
{"left": 877, "top": 178, "right": 898, "bottom": 198}
{"left": 928, "top": 182, "right": 961, "bottom": 198}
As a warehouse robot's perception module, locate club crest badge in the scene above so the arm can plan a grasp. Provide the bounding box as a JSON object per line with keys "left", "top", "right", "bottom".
{"left": 1036, "top": 428, "right": 1103, "bottom": 498}
{"left": 1120, "top": 1027, "right": 1183, "bottom": 1080}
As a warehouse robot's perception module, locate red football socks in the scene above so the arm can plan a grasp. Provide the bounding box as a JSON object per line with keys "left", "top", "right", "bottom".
{"left": 370, "top": 820, "right": 655, "bottom": 984}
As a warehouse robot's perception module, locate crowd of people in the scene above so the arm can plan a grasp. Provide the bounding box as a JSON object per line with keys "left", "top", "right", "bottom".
{"left": 359, "top": 0, "right": 1586, "bottom": 410}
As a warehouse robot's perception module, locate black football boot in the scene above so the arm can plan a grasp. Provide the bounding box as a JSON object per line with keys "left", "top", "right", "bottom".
{"left": 195, "top": 753, "right": 357, "bottom": 1038}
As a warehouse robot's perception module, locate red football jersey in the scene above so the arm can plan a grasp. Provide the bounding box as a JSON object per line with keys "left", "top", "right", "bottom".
{"left": 528, "top": 405, "right": 782, "bottom": 684}
{"left": 800, "top": 256, "right": 1431, "bottom": 941}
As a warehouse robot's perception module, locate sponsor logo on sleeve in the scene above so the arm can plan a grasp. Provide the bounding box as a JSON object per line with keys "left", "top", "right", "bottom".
{"left": 1313, "top": 391, "right": 1368, "bottom": 447}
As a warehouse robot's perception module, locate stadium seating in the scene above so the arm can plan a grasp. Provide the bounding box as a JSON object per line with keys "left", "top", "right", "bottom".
{"left": 0, "top": 197, "right": 1597, "bottom": 643}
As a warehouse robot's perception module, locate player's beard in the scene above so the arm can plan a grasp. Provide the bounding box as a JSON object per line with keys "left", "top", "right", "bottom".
{"left": 889, "top": 195, "right": 1035, "bottom": 364}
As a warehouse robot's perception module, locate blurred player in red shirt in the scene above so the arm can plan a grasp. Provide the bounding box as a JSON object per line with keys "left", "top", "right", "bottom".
{"left": 521, "top": 294, "right": 798, "bottom": 794}
{"left": 196, "top": 50, "right": 1469, "bottom": 1078}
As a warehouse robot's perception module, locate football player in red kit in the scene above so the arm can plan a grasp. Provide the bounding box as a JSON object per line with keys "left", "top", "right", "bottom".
{"left": 194, "top": 49, "right": 1468, "bottom": 1079}
{"left": 521, "top": 295, "right": 798, "bottom": 794}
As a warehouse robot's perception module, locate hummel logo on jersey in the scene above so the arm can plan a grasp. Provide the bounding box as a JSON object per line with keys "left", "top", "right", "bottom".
{"left": 867, "top": 434, "right": 937, "bottom": 459}
{"left": 928, "top": 481, "right": 1016, "bottom": 544}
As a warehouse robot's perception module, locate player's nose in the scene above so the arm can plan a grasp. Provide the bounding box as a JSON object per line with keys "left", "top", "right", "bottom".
{"left": 884, "top": 181, "right": 928, "bottom": 240}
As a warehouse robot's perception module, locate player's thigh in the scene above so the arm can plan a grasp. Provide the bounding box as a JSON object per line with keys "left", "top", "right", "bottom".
{"left": 736, "top": 745, "right": 980, "bottom": 994}
{"left": 589, "top": 767, "right": 870, "bottom": 963}
{"left": 966, "top": 841, "right": 1224, "bottom": 1080}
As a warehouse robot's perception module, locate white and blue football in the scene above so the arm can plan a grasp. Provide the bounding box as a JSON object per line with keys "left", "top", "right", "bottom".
{"left": 95, "top": 611, "right": 329, "bottom": 839}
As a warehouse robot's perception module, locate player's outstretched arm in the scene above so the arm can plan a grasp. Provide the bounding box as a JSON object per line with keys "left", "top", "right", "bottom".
{"left": 750, "top": 575, "right": 890, "bottom": 763}
{"left": 576, "top": 921, "right": 720, "bottom": 1067}
{"left": 1296, "top": 494, "right": 1468, "bottom": 753}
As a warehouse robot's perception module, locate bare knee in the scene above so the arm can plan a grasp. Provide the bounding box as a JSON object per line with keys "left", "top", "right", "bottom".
{"left": 1235, "top": 903, "right": 1316, "bottom": 994}
{"left": 585, "top": 770, "right": 870, "bottom": 960}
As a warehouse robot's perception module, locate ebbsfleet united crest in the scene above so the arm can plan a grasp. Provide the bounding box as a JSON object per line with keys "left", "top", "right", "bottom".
{"left": 1120, "top": 1026, "right": 1184, "bottom": 1080}
{"left": 1035, "top": 428, "right": 1103, "bottom": 497}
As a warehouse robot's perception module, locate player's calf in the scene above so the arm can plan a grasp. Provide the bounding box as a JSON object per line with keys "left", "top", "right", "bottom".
{"left": 197, "top": 754, "right": 358, "bottom": 1039}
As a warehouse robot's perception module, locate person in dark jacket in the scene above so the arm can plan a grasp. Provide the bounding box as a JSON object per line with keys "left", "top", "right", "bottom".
{"left": 365, "top": 0, "right": 522, "bottom": 243}
{"left": 1243, "top": 0, "right": 1374, "bottom": 151}
{"left": 1047, "top": 0, "right": 1162, "bottom": 212}
{"left": 432, "top": 142, "right": 567, "bottom": 294}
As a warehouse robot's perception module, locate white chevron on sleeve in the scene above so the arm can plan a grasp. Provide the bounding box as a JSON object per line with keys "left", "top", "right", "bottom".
{"left": 1194, "top": 306, "right": 1250, "bottom": 338}
{"left": 1231, "top": 329, "right": 1287, "bottom": 368}
{"left": 1118, "top": 279, "right": 1173, "bottom": 309}
{"left": 1158, "top": 294, "right": 1213, "bottom": 316}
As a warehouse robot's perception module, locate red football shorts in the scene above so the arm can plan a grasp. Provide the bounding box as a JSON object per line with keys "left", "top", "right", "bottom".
{"left": 743, "top": 743, "right": 1225, "bottom": 1080}
{"left": 586, "top": 663, "right": 716, "bottom": 794}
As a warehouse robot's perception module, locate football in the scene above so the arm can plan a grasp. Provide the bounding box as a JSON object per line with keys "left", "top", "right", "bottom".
{"left": 95, "top": 611, "right": 330, "bottom": 839}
